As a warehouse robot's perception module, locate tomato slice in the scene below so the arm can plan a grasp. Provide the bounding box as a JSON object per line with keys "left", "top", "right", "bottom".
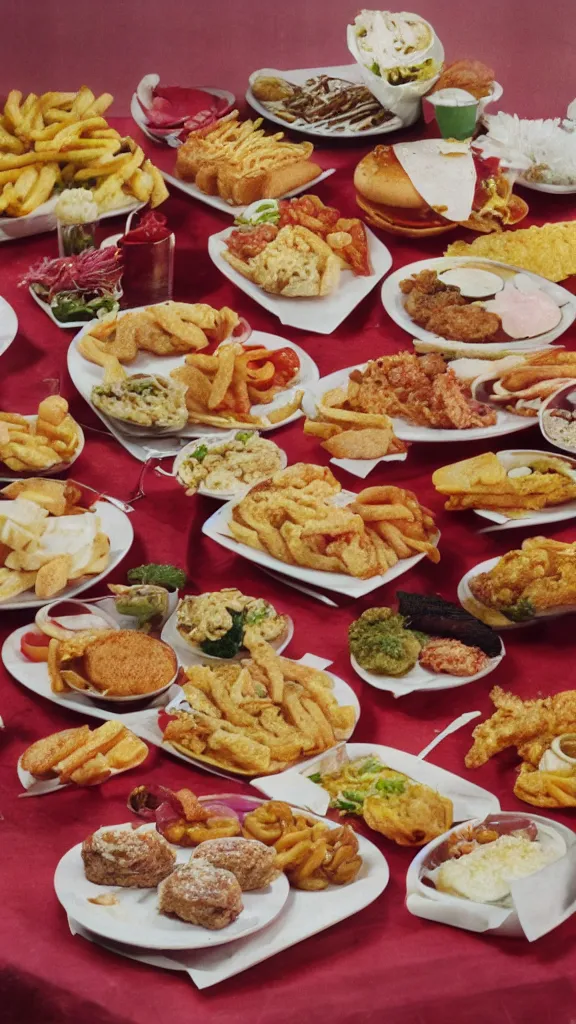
{"left": 20, "top": 631, "right": 51, "bottom": 662}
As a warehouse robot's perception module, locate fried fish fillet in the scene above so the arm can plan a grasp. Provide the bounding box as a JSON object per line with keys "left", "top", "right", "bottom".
{"left": 465, "top": 686, "right": 576, "bottom": 768}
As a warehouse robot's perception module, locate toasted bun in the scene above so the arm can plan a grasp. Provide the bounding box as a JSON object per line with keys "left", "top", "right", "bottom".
{"left": 355, "top": 194, "right": 457, "bottom": 238}
{"left": 354, "top": 147, "right": 426, "bottom": 211}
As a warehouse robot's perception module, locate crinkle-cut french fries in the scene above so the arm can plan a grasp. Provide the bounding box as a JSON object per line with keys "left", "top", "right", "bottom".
{"left": 0, "top": 87, "right": 168, "bottom": 216}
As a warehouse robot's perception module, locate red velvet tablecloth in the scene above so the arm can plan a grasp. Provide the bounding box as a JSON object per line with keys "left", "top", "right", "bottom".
{"left": 2, "top": 118, "right": 576, "bottom": 1024}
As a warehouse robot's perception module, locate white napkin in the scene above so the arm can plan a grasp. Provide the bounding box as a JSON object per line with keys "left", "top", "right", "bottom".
{"left": 511, "top": 842, "right": 576, "bottom": 941}
{"left": 406, "top": 892, "right": 511, "bottom": 933}
{"left": 330, "top": 451, "right": 407, "bottom": 479}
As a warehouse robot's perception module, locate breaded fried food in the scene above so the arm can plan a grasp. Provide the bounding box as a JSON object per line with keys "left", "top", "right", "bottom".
{"left": 82, "top": 631, "right": 177, "bottom": 696}
{"left": 468, "top": 536, "right": 576, "bottom": 622}
{"left": 20, "top": 726, "right": 90, "bottom": 777}
{"left": 404, "top": 286, "right": 467, "bottom": 327}
{"left": 363, "top": 786, "right": 453, "bottom": 847}
{"left": 223, "top": 225, "right": 341, "bottom": 297}
{"left": 348, "top": 353, "right": 497, "bottom": 430}
{"left": 425, "top": 304, "right": 502, "bottom": 342}
{"left": 514, "top": 763, "right": 576, "bottom": 808}
{"left": 465, "top": 685, "right": 576, "bottom": 769}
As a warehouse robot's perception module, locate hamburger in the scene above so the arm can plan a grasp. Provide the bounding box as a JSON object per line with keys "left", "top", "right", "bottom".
{"left": 354, "top": 140, "right": 529, "bottom": 238}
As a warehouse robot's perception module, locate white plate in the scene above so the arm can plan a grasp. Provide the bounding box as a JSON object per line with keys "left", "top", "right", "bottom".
{"left": 246, "top": 63, "right": 403, "bottom": 139}
{"left": 298, "top": 742, "right": 501, "bottom": 821}
{"left": 161, "top": 167, "right": 336, "bottom": 216}
{"left": 202, "top": 494, "right": 440, "bottom": 598}
{"left": 54, "top": 822, "right": 290, "bottom": 950}
{"left": 304, "top": 362, "right": 533, "bottom": 444}
{"left": 29, "top": 285, "right": 122, "bottom": 330}
{"left": 457, "top": 555, "right": 576, "bottom": 628}
{"left": 0, "top": 198, "right": 144, "bottom": 244}
{"left": 0, "top": 499, "right": 133, "bottom": 610}
{"left": 0, "top": 414, "right": 85, "bottom": 483}
{"left": 351, "top": 641, "right": 504, "bottom": 695}
{"left": 0, "top": 296, "right": 18, "bottom": 356}
{"left": 130, "top": 87, "right": 236, "bottom": 148}
{"left": 67, "top": 320, "right": 319, "bottom": 461}
{"left": 161, "top": 600, "right": 294, "bottom": 665}
{"left": 472, "top": 449, "right": 576, "bottom": 527}
{"left": 131, "top": 658, "right": 361, "bottom": 780}
{"left": 517, "top": 177, "right": 576, "bottom": 195}
{"left": 381, "top": 256, "right": 576, "bottom": 355}
{"left": 3, "top": 622, "right": 180, "bottom": 722}
{"left": 67, "top": 794, "right": 390, "bottom": 984}
{"left": 173, "top": 431, "right": 288, "bottom": 501}
{"left": 209, "top": 226, "right": 393, "bottom": 334}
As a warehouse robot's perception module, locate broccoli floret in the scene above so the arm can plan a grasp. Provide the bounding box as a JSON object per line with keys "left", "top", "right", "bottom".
{"left": 500, "top": 598, "right": 535, "bottom": 623}
{"left": 199, "top": 610, "right": 245, "bottom": 658}
{"left": 127, "top": 563, "right": 187, "bottom": 592}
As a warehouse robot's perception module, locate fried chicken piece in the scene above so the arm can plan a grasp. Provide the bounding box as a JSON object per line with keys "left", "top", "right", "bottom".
{"left": 469, "top": 548, "right": 551, "bottom": 611}
{"left": 399, "top": 269, "right": 450, "bottom": 295}
{"left": 425, "top": 304, "right": 502, "bottom": 342}
{"left": 362, "top": 786, "right": 453, "bottom": 847}
{"left": 465, "top": 686, "right": 576, "bottom": 769}
{"left": 404, "top": 288, "right": 467, "bottom": 328}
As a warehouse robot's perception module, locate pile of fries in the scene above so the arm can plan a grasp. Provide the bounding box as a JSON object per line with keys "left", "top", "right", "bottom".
{"left": 0, "top": 397, "right": 79, "bottom": 471}
{"left": 0, "top": 479, "right": 109, "bottom": 601}
{"left": 77, "top": 304, "right": 303, "bottom": 429}
{"left": 170, "top": 344, "right": 303, "bottom": 429}
{"left": 21, "top": 721, "right": 148, "bottom": 787}
{"left": 0, "top": 86, "right": 167, "bottom": 216}
{"left": 163, "top": 634, "right": 356, "bottom": 775}
{"left": 228, "top": 464, "right": 439, "bottom": 579}
{"left": 243, "top": 802, "right": 362, "bottom": 889}
{"left": 304, "top": 387, "right": 408, "bottom": 460}
{"left": 175, "top": 111, "right": 322, "bottom": 205}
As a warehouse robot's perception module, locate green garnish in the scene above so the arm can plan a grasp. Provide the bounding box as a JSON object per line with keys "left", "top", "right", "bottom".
{"left": 342, "top": 790, "right": 366, "bottom": 803}
{"left": 370, "top": 61, "right": 381, "bottom": 76}
{"left": 375, "top": 777, "right": 406, "bottom": 796}
{"left": 50, "top": 291, "right": 119, "bottom": 323}
{"left": 245, "top": 606, "right": 268, "bottom": 626}
{"left": 358, "top": 756, "right": 383, "bottom": 775}
{"left": 500, "top": 598, "right": 536, "bottom": 623}
{"left": 235, "top": 431, "right": 253, "bottom": 444}
{"left": 127, "top": 563, "right": 187, "bottom": 591}
{"left": 200, "top": 609, "right": 245, "bottom": 659}
{"left": 307, "top": 772, "right": 322, "bottom": 784}
{"left": 334, "top": 799, "right": 359, "bottom": 812}
{"left": 191, "top": 444, "right": 209, "bottom": 462}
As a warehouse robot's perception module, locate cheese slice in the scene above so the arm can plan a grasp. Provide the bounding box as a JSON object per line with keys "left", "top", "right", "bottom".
{"left": 393, "top": 139, "right": 476, "bottom": 222}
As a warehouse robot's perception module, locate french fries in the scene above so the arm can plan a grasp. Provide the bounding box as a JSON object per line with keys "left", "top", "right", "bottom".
{"left": 0, "top": 396, "right": 80, "bottom": 471}
{"left": 0, "top": 87, "right": 168, "bottom": 217}
{"left": 20, "top": 721, "right": 147, "bottom": 786}
{"left": 304, "top": 385, "right": 408, "bottom": 461}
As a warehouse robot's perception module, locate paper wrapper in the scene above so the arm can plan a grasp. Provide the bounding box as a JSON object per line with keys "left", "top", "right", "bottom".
{"left": 330, "top": 451, "right": 407, "bottom": 479}
{"left": 346, "top": 23, "right": 444, "bottom": 126}
{"left": 406, "top": 813, "right": 576, "bottom": 939}
{"left": 255, "top": 741, "right": 500, "bottom": 820}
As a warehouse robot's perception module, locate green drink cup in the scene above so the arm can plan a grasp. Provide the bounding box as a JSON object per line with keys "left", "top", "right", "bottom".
{"left": 427, "top": 88, "right": 479, "bottom": 140}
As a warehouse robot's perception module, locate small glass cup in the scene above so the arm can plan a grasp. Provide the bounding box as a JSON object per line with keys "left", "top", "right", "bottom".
{"left": 118, "top": 230, "right": 175, "bottom": 307}
{"left": 57, "top": 219, "right": 98, "bottom": 257}
{"left": 426, "top": 88, "right": 479, "bottom": 141}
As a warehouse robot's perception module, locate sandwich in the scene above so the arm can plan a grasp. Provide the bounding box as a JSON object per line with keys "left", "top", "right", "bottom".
{"left": 354, "top": 139, "right": 529, "bottom": 237}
